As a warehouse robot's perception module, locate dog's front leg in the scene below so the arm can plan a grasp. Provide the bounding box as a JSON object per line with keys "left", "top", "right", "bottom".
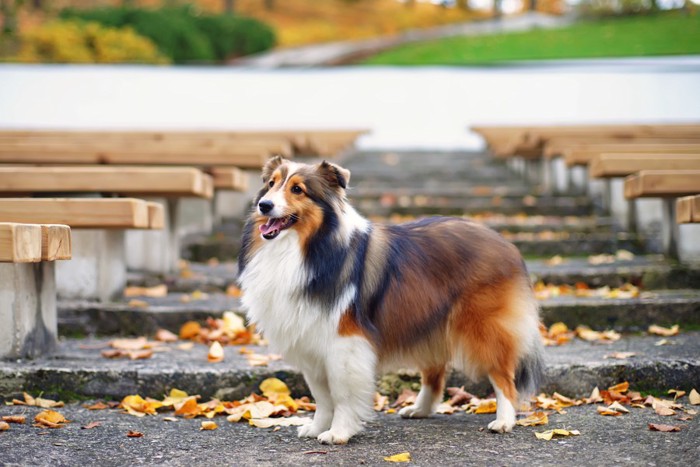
{"left": 298, "top": 368, "right": 334, "bottom": 438}
{"left": 317, "top": 336, "right": 376, "bottom": 445}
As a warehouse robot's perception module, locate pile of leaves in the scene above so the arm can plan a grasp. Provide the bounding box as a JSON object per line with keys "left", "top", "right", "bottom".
{"left": 540, "top": 322, "right": 680, "bottom": 347}
{"left": 533, "top": 281, "right": 640, "bottom": 300}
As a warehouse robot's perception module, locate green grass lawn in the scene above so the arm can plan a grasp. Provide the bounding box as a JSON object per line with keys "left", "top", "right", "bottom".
{"left": 362, "top": 12, "right": 700, "bottom": 65}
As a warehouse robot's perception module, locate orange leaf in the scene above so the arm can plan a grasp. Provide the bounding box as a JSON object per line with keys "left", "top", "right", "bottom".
{"left": 200, "top": 421, "right": 218, "bottom": 431}
{"left": 607, "top": 382, "right": 629, "bottom": 394}
{"left": 2, "top": 415, "right": 26, "bottom": 424}
{"left": 175, "top": 397, "right": 201, "bottom": 418}
{"left": 0, "top": 421, "right": 9, "bottom": 431}
{"left": 648, "top": 324, "right": 679, "bottom": 337}
{"left": 81, "top": 421, "right": 102, "bottom": 430}
{"left": 84, "top": 401, "right": 109, "bottom": 410}
{"left": 179, "top": 321, "right": 201, "bottom": 340}
{"left": 474, "top": 399, "right": 498, "bottom": 414}
{"left": 127, "top": 430, "right": 144, "bottom": 438}
{"left": 34, "top": 410, "right": 69, "bottom": 428}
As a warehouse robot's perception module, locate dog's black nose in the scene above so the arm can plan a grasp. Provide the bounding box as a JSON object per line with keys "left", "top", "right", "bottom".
{"left": 258, "top": 200, "right": 274, "bottom": 214}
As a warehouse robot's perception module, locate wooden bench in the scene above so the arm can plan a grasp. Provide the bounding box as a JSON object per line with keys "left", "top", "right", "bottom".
{"left": 624, "top": 170, "right": 700, "bottom": 258}
{"left": 590, "top": 153, "right": 700, "bottom": 178}
{"left": 677, "top": 195, "right": 700, "bottom": 224}
{"left": 0, "top": 198, "right": 164, "bottom": 301}
{"left": 1, "top": 222, "right": 71, "bottom": 359}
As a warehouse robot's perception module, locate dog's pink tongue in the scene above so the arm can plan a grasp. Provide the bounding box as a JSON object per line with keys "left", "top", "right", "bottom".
{"left": 259, "top": 218, "right": 284, "bottom": 236}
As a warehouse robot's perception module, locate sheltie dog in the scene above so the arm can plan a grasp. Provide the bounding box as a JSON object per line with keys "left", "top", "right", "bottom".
{"left": 238, "top": 156, "right": 544, "bottom": 445}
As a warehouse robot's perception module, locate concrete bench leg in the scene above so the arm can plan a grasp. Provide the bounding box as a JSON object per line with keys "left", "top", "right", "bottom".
{"left": 126, "top": 198, "right": 180, "bottom": 275}
{"left": 56, "top": 230, "right": 126, "bottom": 302}
{"left": 0, "top": 262, "right": 57, "bottom": 359}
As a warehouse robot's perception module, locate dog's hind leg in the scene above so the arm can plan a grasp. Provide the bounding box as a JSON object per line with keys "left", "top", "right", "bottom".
{"left": 298, "top": 368, "right": 334, "bottom": 438}
{"left": 487, "top": 369, "right": 518, "bottom": 433}
{"left": 399, "top": 366, "right": 446, "bottom": 419}
{"left": 317, "top": 336, "right": 376, "bottom": 445}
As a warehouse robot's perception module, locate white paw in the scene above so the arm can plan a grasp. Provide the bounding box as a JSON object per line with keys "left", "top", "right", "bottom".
{"left": 399, "top": 404, "right": 432, "bottom": 419}
{"left": 317, "top": 429, "right": 350, "bottom": 445}
{"left": 488, "top": 419, "right": 515, "bottom": 433}
{"left": 297, "top": 423, "right": 324, "bottom": 438}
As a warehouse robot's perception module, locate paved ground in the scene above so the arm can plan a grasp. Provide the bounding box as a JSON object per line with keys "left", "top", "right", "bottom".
{"left": 1, "top": 402, "right": 697, "bottom": 466}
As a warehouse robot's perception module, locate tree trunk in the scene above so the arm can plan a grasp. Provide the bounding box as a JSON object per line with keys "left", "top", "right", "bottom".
{"left": 224, "top": 0, "right": 235, "bottom": 14}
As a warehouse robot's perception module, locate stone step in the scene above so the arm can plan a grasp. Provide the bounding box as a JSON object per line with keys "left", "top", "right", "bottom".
{"left": 1, "top": 332, "right": 698, "bottom": 402}
{"left": 59, "top": 289, "right": 700, "bottom": 338}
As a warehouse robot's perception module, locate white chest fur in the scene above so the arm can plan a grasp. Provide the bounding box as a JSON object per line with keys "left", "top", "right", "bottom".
{"left": 239, "top": 230, "right": 354, "bottom": 367}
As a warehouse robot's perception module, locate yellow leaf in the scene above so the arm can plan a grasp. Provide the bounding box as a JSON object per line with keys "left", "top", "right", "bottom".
{"left": 208, "top": 341, "right": 225, "bottom": 363}
{"left": 120, "top": 395, "right": 162, "bottom": 416}
{"left": 474, "top": 399, "right": 497, "bottom": 414}
{"left": 535, "top": 430, "right": 554, "bottom": 440}
{"left": 548, "top": 322, "right": 569, "bottom": 336}
{"left": 384, "top": 452, "right": 411, "bottom": 463}
{"left": 249, "top": 416, "right": 311, "bottom": 428}
{"left": 222, "top": 311, "right": 246, "bottom": 334}
{"left": 161, "top": 389, "right": 190, "bottom": 407}
{"left": 688, "top": 389, "right": 700, "bottom": 405}
{"left": 260, "top": 378, "right": 291, "bottom": 398}
{"left": 34, "top": 410, "right": 69, "bottom": 428}
{"left": 200, "top": 421, "right": 218, "bottom": 431}
{"left": 536, "top": 428, "right": 579, "bottom": 440}
{"left": 516, "top": 412, "right": 549, "bottom": 427}
{"left": 648, "top": 324, "right": 679, "bottom": 337}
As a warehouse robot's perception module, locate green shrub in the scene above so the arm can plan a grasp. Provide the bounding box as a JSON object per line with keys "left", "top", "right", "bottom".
{"left": 193, "top": 14, "right": 276, "bottom": 60}
{"left": 60, "top": 5, "right": 276, "bottom": 64}
{"left": 13, "top": 20, "right": 169, "bottom": 64}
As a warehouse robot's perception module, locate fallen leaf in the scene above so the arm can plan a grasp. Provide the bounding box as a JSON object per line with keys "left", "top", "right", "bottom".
{"left": 689, "top": 389, "right": 700, "bottom": 405}
{"left": 0, "top": 421, "right": 9, "bottom": 431}
{"left": 655, "top": 339, "right": 671, "bottom": 346}
{"left": 655, "top": 406, "right": 676, "bottom": 416}
{"left": 154, "top": 329, "right": 178, "bottom": 343}
{"left": 384, "top": 452, "right": 411, "bottom": 463}
{"left": 535, "top": 428, "right": 580, "bottom": 440}
{"left": 648, "top": 423, "right": 681, "bottom": 432}
{"left": 163, "top": 417, "right": 178, "bottom": 422}
{"left": 177, "top": 342, "right": 194, "bottom": 351}
{"left": 648, "top": 324, "right": 679, "bottom": 337}
{"left": 546, "top": 255, "right": 565, "bottom": 266}
{"left": 597, "top": 406, "right": 623, "bottom": 416}
{"left": 2, "top": 415, "right": 26, "bottom": 424}
{"left": 604, "top": 352, "right": 636, "bottom": 360}
{"left": 226, "top": 285, "right": 243, "bottom": 298}
{"left": 553, "top": 392, "right": 579, "bottom": 407}
{"left": 124, "top": 284, "right": 167, "bottom": 298}
{"left": 34, "top": 410, "right": 69, "bottom": 428}
{"left": 110, "top": 337, "right": 153, "bottom": 351}
{"left": 392, "top": 389, "right": 418, "bottom": 408}
{"left": 84, "top": 401, "right": 109, "bottom": 410}
{"left": 615, "top": 250, "right": 635, "bottom": 261}
{"left": 374, "top": 393, "right": 389, "bottom": 411}
{"left": 179, "top": 321, "right": 201, "bottom": 340}
{"left": 608, "top": 382, "right": 629, "bottom": 394}
{"left": 127, "top": 299, "right": 149, "bottom": 308}
{"left": 436, "top": 403, "right": 457, "bottom": 414}
{"left": 668, "top": 389, "right": 686, "bottom": 401}
{"left": 677, "top": 415, "right": 693, "bottom": 421}
{"left": 175, "top": 397, "right": 202, "bottom": 418}
{"left": 446, "top": 386, "right": 475, "bottom": 406}
{"left": 249, "top": 416, "right": 311, "bottom": 428}
{"left": 208, "top": 341, "right": 225, "bottom": 363}
{"left": 260, "top": 378, "right": 291, "bottom": 398}
{"left": 120, "top": 395, "right": 163, "bottom": 417}
{"left": 17, "top": 392, "right": 64, "bottom": 408}
{"left": 585, "top": 387, "right": 603, "bottom": 404}
{"left": 474, "top": 399, "right": 498, "bottom": 414}
{"left": 127, "top": 430, "right": 144, "bottom": 438}
{"left": 200, "top": 421, "right": 218, "bottom": 431}
{"left": 81, "top": 421, "right": 101, "bottom": 430}
{"left": 162, "top": 389, "right": 192, "bottom": 407}
{"left": 516, "top": 412, "right": 549, "bottom": 426}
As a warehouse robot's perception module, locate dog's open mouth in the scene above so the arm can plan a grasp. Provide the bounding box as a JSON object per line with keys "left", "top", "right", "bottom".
{"left": 259, "top": 215, "right": 297, "bottom": 240}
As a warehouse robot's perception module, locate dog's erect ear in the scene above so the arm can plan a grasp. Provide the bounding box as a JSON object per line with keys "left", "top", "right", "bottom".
{"left": 317, "top": 160, "right": 351, "bottom": 190}
{"left": 262, "top": 155, "right": 286, "bottom": 181}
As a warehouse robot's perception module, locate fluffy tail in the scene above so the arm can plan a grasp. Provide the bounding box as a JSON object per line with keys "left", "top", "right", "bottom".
{"left": 515, "top": 334, "right": 545, "bottom": 399}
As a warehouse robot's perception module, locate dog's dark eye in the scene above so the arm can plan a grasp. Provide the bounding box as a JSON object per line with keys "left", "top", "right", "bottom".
{"left": 291, "top": 185, "right": 303, "bottom": 195}
{"left": 268, "top": 180, "right": 274, "bottom": 188}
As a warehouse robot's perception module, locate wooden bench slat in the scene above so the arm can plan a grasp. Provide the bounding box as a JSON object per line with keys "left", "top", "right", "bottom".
{"left": 0, "top": 198, "right": 157, "bottom": 229}
{"left": 590, "top": 153, "right": 700, "bottom": 178}
{"left": 0, "top": 222, "right": 42, "bottom": 263}
{"left": 563, "top": 143, "right": 700, "bottom": 167}
{"left": 146, "top": 202, "right": 165, "bottom": 229}
{"left": 624, "top": 170, "right": 700, "bottom": 199}
{"left": 40, "top": 224, "right": 72, "bottom": 261}
{"left": 0, "top": 166, "right": 214, "bottom": 199}
{"left": 676, "top": 195, "right": 700, "bottom": 223}
{"left": 544, "top": 137, "right": 700, "bottom": 158}
{"left": 209, "top": 167, "right": 249, "bottom": 191}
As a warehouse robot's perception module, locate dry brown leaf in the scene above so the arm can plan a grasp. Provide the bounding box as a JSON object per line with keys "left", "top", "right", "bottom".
{"left": 604, "top": 352, "right": 636, "bottom": 360}
{"left": 0, "top": 421, "right": 9, "bottom": 431}
{"left": 179, "top": 321, "right": 201, "bottom": 340}
{"left": 446, "top": 386, "right": 475, "bottom": 406}
{"left": 84, "top": 401, "right": 109, "bottom": 410}
{"left": 81, "top": 421, "right": 101, "bottom": 430}
{"left": 124, "top": 284, "right": 167, "bottom": 298}
{"left": 374, "top": 393, "right": 389, "bottom": 411}
{"left": 154, "top": 329, "right": 178, "bottom": 343}
{"left": 655, "top": 406, "right": 676, "bottom": 416}
{"left": 689, "top": 389, "right": 700, "bottom": 405}
{"left": 34, "top": 410, "right": 69, "bottom": 428}
{"left": 608, "top": 382, "right": 630, "bottom": 394}
{"left": 516, "top": 412, "right": 549, "bottom": 427}
{"left": 597, "top": 405, "right": 623, "bottom": 416}
{"left": 2, "top": 415, "right": 26, "bottom": 424}
{"left": 585, "top": 387, "right": 603, "bottom": 404}
{"left": 110, "top": 337, "right": 153, "bottom": 351}
{"left": 392, "top": 389, "right": 418, "bottom": 408}
{"left": 207, "top": 341, "right": 225, "bottom": 363}
{"left": 127, "top": 299, "right": 149, "bottom": 308}
{"left": 127, "top": 430, "right": 144, "bottom": 438}
{"left": 200, "top": 421, "right": 218, "bottom": 431}
{"left": 668, "top": 389, "right": 686, "bottom": 400}
{"left": 648, "top": 324, "right": 680, "bottom": 337}
{"left": 648, "top": 423, "right": 681, "bottom": 432}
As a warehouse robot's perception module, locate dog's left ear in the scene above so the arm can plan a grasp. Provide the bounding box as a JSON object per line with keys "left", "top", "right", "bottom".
{"left": 262, "top": 155, "right": 286, "bottom": 181}
{"left": 317, "top": 161, "right": 351, "bottom": 189}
